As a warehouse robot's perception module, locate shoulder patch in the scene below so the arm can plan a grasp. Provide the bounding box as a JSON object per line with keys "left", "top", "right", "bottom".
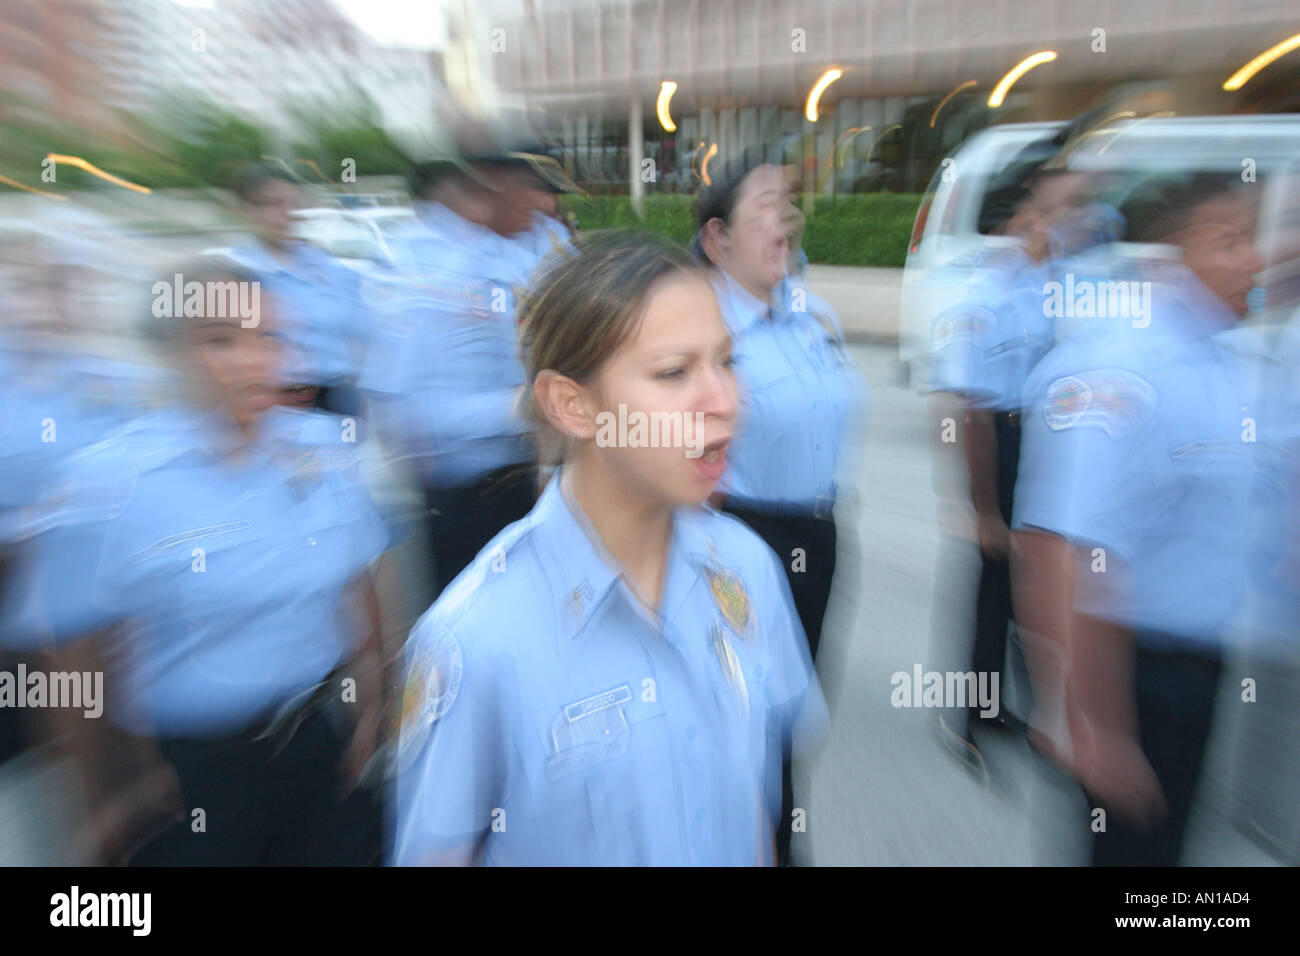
{"left": 933, "top": 309, "right": 992, "bottom": 351}
{"left": 397, "top": 623, "right": 464, "bottom": 767}
{"left": 1044, "top": 369, "right": 1156, "bottom": 437}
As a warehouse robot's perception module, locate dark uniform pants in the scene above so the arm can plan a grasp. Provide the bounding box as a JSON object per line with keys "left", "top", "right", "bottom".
{"left": 720, "top": 503, "right": 837, "bottom": 661}
{"left": 425, "top": 462, "right": 536, "bottom": 600}
{"left": 0, "top": 654, "right": 32, "bottom": 766}
{"left": 965, "top": 412, "right": 1027, "bottom": 736}
{"left": 722, "top": 500, "right": 837, "bottom": 867}
{"left": 129, "top": 706, "right": 382, "bottom": 866}
{"left": 1089, "top": 642, "right": 1223, "bottom": 867}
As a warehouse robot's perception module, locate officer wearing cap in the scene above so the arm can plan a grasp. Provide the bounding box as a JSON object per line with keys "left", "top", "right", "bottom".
{"left": 226, "top": 164, "right": 371, "bottom": 417}
{"left": 364, "top": 149, "right": 542, "bottom": 600}
{"left": 1012, "top": 173, "right": 1264, "bottom": 865}
{"left": 393, "top": 231, "right": 826, "bottom": 865}
{"left": 27, "top": 260, "right": 390, "bottom": 864}
{"left": 489, "top": 150, "right": 580, "bottom": 267}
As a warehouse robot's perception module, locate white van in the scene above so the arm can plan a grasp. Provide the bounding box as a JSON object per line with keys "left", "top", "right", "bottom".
{"left": 899, "top": 115, "right": 1300, "bottom": 388}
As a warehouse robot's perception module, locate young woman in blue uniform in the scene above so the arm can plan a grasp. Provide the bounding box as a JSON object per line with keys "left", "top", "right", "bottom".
{"left": 692, "top": 158, "right": 866, "bottom": 662}
{"left": 394, "top": 231, "right": 826, "bottom": 865}
{"left": 35, "top": 259, "right": 390, "bottom": 864}
{"left": 692, "top": 157, "right": 865, "bottom": 864}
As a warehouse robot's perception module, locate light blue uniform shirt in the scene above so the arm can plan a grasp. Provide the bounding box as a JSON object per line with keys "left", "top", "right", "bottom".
{"left": 0, "top": 347, "right": 163, "bottom": 647}
{"left": 1013, "top": 263, "right": 1258, "bottom": 649}
{"left": 228, "top": 241, "right": 369, "bottom": 386}
{"left": 928, "top": 244, "right": 1053, "bottom": 411}
{"left": 363, "top": 204, "right": 533, "bottom": 488}
{"left": 393, "top": 470, "right": 827, "bottom": 865}
{"left": 712, "top": 270, "right": 866, "bottom": 509}
{"left": 0, "top": 348, "right": 152, "bottom": 545}
{"left": 509, "top": 211, "right": 571, "bottom": 266}
{"left": 16, "top": 405, "right": 388, "bottom": 735}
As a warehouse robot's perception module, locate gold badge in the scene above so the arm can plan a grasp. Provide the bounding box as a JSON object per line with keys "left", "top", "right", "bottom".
{"left": 707, "top": 566, "right": 751, "bottom": 639}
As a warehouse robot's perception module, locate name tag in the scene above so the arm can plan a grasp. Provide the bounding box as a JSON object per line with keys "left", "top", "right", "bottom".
{"left": 564, "top": 684, "right": 631, "bottom": 723}
{"left": 547, "top": 688, "right": 631, "bottom": 782}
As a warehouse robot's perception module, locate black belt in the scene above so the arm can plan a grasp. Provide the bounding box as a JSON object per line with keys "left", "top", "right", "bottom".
{"left": 725, "top": 495, "right": 836, "bottom": 521}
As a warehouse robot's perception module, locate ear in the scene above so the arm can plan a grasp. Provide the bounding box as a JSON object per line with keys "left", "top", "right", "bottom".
{"left": 533, "top": 370, "right": 598, "bottom": 440}
{"left": 700, "top": 217, "right": 730, "bottom": 266}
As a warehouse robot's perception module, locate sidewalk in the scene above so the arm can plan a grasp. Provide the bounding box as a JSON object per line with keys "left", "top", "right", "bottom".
{"left": 805, "top": 264, "right": 902, "bottom": 345}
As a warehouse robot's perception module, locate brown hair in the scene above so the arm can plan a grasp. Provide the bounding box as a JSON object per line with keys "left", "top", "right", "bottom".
{"left": 517, "top": 229, "right": 701, "bottom": 463}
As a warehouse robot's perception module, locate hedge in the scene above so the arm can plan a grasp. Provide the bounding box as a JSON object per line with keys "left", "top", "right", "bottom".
{"left": 563, "top": 192, "right": 924, "bottom": 268}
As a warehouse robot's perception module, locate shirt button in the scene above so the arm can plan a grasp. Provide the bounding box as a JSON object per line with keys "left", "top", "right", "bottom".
{"left": 755, "top": 665, "right": 765, "bottom": 678}
{"left": 694, "top": 809, "right": 705, "bottom": 822}
{"left": 686, "top": 726, "right": 697, "bottom": 741}
{"left": 307, "top": 537, "right": 317, "bottom": 546}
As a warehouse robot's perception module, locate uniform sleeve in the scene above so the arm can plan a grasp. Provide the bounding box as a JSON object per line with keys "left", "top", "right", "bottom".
{"left": 756, "top": 543, "right": 828, "bottom": 749}
{"left": 329, "top": 447, "right": 391, "bottom": 570}
{"left": 425, "top": 304, "right": 529, "bottom": 442}
{"left": 372, "top": 298, "right": 530, "bottom": 472}
{"left": 393, "top": 618, "right": 506, "bottom": 864}
{"left": 928, "top": 304, "right": 999, "bottom": 402}
{"left": 1013, "top": 361, "right": 1160, "bottom": 565}
{"left": 2, "top": 448, "right": 142, "bottom": 647}
{"left": 2, "top": 521, "right": 118, "bottom": 649}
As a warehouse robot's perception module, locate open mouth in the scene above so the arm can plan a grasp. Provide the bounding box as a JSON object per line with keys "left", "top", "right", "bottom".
{"left": 697, "top": 437, "right": 730, "bottom": 466}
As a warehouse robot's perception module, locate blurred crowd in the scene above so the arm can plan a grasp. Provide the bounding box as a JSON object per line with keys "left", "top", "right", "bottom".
{"left": 1, "top": 104, "right": 1298, "bottom": 868}
{"left": 0, "top": 123, "right": 865, "bottom": 866}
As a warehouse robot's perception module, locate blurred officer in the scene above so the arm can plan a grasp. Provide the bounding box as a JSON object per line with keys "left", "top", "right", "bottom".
{"left": 226, "top": 164, "right": 370, "bottom": 417}
{"left": 0, "top": 232, "right": 162, "bottom": 771}
{"left": 1013, "top": 174, "right": 1264, "bottom": 865}
{"left": 926, "top": 147, "right": 1079, "bottom": 767}
{"left": 394, "top": 231, "right": 826, "bottom": 866}
{"left": 498, "top": 152, "right": 580, "bottom": 264}
{"left": 692, "top": 157, "right": 864, "bottom": 866}
{"left": 364, "top": 155, "right": 538, "bottom": 599}
{"left": 30, "top": 259, "right": 389, "bottom": 865}
{"left": 693, "top": 158, "right": 866, "bottom": 661}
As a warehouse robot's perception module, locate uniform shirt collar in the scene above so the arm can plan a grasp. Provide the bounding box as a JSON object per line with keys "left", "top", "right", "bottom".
{"left": 716, "top": 269, "right": 777, "bottom": 333}
{"left": 534, "top": 468, "right": 716, "bottom": 639}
